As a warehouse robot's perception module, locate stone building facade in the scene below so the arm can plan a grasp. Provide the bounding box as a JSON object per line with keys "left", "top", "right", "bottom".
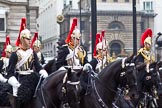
{"left": 97, "top": 11, "right": 155, "bottom": 55}
{"left": 0, "top": 0, "right": 38, "bottom": 56}
{"left": 61, "top": 0, "right": 156, "bottom": 57}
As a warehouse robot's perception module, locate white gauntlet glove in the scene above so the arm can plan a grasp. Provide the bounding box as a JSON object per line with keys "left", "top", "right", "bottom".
{"left": 0, "top": 73, "right": 7, "bottom": 83}
{"left": 8, "top": 76, "right": 21, "bottom": 96}
{"left": 83, "top": 63, "right": 93, "bottom": 72}
{"left": 39, "top": 69, "right": 48, "bottom": 78}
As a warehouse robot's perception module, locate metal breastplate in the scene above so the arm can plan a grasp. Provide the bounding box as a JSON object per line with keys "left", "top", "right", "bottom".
{"left": 66, "top": 47, "right": 81, "bottom": 66}
{"left": 16, "top": 49, "right": 34, "bottom": 71}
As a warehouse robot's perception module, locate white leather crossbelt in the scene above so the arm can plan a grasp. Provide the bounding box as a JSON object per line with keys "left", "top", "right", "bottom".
{"left": 16, "top": 70, "right": 33, "bottom": 75}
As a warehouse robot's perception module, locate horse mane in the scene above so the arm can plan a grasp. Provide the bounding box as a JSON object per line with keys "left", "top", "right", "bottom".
{"left": 44, "top": 59, "right": 57, "bottom": 74}
{"left": 41, "top": 69, "right": 67, "bottom": 93}
{"left": 99, "top": 59, "right": 122, "bottom": 77}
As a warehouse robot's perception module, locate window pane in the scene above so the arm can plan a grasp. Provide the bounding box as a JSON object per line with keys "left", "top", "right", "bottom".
{"left": 143, "top": 2, "right": 145, "bottom": 10}
{"left": 102, "top": 0, "right": 106, "bottom": 2}
{"left": 114, "top": 0, "right": 118, "bottom": 2}
{"left": 150, "top": 1, "right": 153, "bottom": 10}
{"left": 0, "top": 18, "right": 4, "bottom": 31}
{"left": 146, "top": 2, "right": 150, "bottom": 9}
{"left": 110, "top": 43, "right": 121, "bottom": 56}
{"left": 125, "top": 0, "right": 129, "bottom": 2}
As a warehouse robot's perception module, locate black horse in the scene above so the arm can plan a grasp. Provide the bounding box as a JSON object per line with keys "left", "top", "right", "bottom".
{"left": 40, "top": 67, "right": 83, "bottom": 108}
{"left": 7, "top": 67, "right": 82, "bottom": 108}
{"left": 133, "top": 62, "right": 162, "bottom": 108}
{"left": 77, "top": 57, "right": 138, "bottom": 108}
{"left": 9, "top": 56, "right": 138, "bottom": 108}
{"left": 43, "top": 58, "right": 57, "bottom": 75}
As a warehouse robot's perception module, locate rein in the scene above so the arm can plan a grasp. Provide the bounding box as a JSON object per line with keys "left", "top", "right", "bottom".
{"left": 39, "top": 80, "right": 57, "bottom": 108}
{"left": 93, "top": 79, "right": 109, "bottom": 108}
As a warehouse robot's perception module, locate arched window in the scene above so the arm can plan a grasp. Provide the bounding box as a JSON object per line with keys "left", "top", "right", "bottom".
{"left": 110, "top": 42, "right": 121, "bottom": 56}
{"left": 108, "top": 21, "right": 125, "bottom": 30}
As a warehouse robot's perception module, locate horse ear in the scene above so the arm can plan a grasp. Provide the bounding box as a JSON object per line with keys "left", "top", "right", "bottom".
{"left": 67, "top": 68, "right": 72, "bottom": 77}
{"left": 77, "top": 69, "right": 83, "bottom": 77}
{"left": 125, "top": 55, "right": 133, "bottom": 63}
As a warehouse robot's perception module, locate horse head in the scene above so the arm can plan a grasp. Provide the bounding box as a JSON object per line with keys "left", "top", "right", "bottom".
{"left": 37, "top": 66, "right": 83, "bottom": 108}
{"left": 85, "top": 55, "right": 139, "bottom": 107}
{"left": 135, "top": 62, "right": 161, "bottom": 95}
{"left": 156, "top": 61, "right": 162, "bottom": 88}
{"left": 119, "top": 56, "right": 139, "bottom": 99}
{"left": 61, "top": 67, "right": 82, "bottom": 108}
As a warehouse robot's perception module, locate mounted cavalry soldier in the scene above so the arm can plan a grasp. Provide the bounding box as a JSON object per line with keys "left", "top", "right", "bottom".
{"left": 56, "top": 17, "right": 87, "bottom": 70}
{"left": 6, "top": 18, "right": 48, "bottom": 108}
{"left": 135, "top": 28, "right": 158, "bottom": 107}
{"left": 135, "top": 28, "right": 155, "bottom": 64}
{"left": 31, "top": 32, "right": 45, "bottom": 65}
{"left": 89, "top": 31, "right": 109, "bottom": 73}
{"left": 0, "top": 35, "right": 12, "bottom": 83}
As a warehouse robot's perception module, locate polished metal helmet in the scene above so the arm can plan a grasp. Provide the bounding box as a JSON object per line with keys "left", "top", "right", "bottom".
{"left": 5, "top": 45, "right": 13, "bottom": 53}
{"left": 33, "top": 40, "right": 41, "bottom": 48}
{"left": 144, "top": 36, "right": 152, "bottom": 45}
{"left": 71, "top": 28, "right": 81, "bottom": 40}
{"left": 96, "top": 42, "right": 106, "bottom": 51}
{"left": 20, "top": 29, "right": 31, "bottom": 39}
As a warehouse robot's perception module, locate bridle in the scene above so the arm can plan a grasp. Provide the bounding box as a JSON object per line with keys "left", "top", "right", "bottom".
{"left": 92, "top": 58, "right": 137, "bottom": 108}
{"left": 39, "top": 71, "right": 81, "bottom": 108}
{"left": 61, "top": 72, "right": 81, "bottom": 108}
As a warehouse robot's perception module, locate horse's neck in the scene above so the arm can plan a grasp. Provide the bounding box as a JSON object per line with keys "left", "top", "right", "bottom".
{"left": 99, "top": 62, "right": 121, "bottom": 90}
{"left": 95, "top": 62, "right": 121, "bottom": 106}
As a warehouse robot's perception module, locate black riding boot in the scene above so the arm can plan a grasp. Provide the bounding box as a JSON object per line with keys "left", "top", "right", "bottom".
{"left": 15, "top": 97, "right": 21, "bottom": 108}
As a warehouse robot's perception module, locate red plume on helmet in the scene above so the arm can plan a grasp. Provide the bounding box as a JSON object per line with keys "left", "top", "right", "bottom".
{"left": 65, "top": 17, "right": 77, "bottom": 43}
{"left": 1, "top": 35, "right": 11, "bottom": 57}
{"left": 101, "top": 30, "right": 105, "bottom": 41}
{"left": 93, "top": 33, "right": 101, "bottom": 57}
{"left": 140, "top": 28, "right": 152, "bottom": 47}
{"left": 30, "top": 32, "right": 38, "bottom": 48}
{"left": 15, "top": 17, "right": 26, "bottom": 46}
